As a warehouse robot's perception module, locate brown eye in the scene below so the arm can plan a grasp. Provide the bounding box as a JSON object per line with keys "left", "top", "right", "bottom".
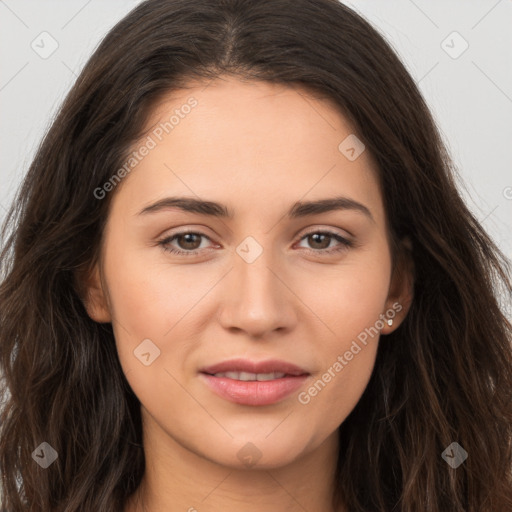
{"left": 297, "top": 230, "right": 353, "bottom": 255}
{"left": 158, "top": 231, "right": 213, "bottom": 256}
{"left": 175, "top": 233, "right": 203, "bottom": 250}
{"left": 306, "top": 233, "right": 332, "bottom": 250}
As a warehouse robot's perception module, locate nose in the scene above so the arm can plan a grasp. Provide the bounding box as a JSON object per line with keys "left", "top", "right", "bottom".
{"left": 216, "top": 247, "right": 298, "bottom": 338}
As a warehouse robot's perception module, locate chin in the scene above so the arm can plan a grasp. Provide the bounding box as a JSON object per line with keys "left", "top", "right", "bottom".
{"left": 201, "top": 436, "right": 310, "bottom": 470}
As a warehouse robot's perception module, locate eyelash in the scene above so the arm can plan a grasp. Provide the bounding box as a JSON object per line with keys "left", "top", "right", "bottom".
{"left": 157, "top": 229, "right": 354, "bottom": 257}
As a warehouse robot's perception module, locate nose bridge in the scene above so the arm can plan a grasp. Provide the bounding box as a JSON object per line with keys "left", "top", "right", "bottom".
{"left": 218, "top": 238, "right": 296, "bottom": 335}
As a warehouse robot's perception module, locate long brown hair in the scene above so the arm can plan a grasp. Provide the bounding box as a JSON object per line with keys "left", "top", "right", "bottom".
{"left": 1, "top": 0, "right": 511, "bottom": 510}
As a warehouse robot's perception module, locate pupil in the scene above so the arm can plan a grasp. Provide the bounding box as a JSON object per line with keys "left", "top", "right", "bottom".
{"left": 181, "top": 234, "right": 200, "bottom": 249}
{"left": 310, "top": 233, "right": 329, "bottom": 249}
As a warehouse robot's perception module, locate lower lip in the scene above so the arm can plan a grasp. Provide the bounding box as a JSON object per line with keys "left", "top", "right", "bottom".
{"left": 200, "top": 373, "right": 309, "bottom": 406}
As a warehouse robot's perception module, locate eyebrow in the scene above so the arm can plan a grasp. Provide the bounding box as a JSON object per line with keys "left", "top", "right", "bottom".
{"left": 137, "top": 195, "right": 374, "bottom": 222}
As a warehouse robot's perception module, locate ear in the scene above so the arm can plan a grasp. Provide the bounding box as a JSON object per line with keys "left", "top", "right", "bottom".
{"left": 381, "top": 236, "right": 414, "bottom": 334}
{"left": 75, "top": 262, "right": 112, "bottom": 323}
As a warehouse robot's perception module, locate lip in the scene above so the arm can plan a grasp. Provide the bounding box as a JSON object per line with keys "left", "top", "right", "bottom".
{"left": 200, "top": 358, "right": 308, "bottom": 376}
{"left": 199, "top": 358, "right": 310, "bottom": 406}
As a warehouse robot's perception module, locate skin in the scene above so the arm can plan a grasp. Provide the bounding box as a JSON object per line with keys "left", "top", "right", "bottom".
{"left": 82, "top": 75, "right": 413, "bottom": 512}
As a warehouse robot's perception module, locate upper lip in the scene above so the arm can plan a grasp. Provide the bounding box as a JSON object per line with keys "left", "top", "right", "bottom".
{"left": 200, "top": 358, "right": 309, "bottom": 376}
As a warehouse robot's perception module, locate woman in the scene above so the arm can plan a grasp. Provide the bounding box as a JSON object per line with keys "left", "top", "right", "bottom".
{"left": 1, "top": 0, "right": 511, "bottom": 510}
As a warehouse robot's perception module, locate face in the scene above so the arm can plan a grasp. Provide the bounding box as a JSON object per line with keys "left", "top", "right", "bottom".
{"left": 83, "top": 76, "right": 412, "bottom": 470}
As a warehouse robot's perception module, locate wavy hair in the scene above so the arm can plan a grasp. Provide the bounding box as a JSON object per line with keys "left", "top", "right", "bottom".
{"left": 1, "top": 0, "right": 511, "bottom": 510}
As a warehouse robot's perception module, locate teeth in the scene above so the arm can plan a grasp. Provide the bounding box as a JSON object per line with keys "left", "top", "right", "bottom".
{"left": 214, "top": 371, "right": 287, "bottom": 381}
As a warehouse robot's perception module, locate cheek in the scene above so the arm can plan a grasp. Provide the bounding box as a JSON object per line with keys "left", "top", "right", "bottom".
{"left": 103, "top": 249, "right": 203, "bottom": 419}
{"left": 294, "top": 249, "right": 390, "bottom": 423}
{"left": 103, "top": 235, "right": 211, "bottom": 334}
{"left": 303, "top": 248, "right": 391, "bottom": 343}
{"left": 297, "top": 294, "right": 385, "bottom": 440}
{"left": 102, "top": 240, "right": 225, "bottom": 395}
{"left": 298, "top": 341, "right": 378, "bottom": 442}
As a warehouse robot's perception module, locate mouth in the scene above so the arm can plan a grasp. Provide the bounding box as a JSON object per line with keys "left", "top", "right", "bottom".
{"left": 199, "top": 358, "right": 310, "bottom": 406}
{"left": 205, "top": 370, "right": 291, "bottom": 381}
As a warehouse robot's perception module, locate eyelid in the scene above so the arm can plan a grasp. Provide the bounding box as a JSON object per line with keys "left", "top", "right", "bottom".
{"left": 298, "top": 225, "right": 352, "bottom": 240}
{"left": 159, "top": 224, "right": 352, "bottom": 242}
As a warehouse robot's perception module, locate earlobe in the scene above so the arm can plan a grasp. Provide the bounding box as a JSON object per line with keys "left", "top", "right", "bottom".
{"left": 383, "top": 237, "right": 415, "bottom": 333}
{"left": 75, "top": 263, "right": 112, "bottom": 323}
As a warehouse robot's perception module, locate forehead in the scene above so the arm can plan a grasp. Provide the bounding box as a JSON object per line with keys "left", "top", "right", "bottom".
{"left": 111, "top": 76, "right": 384, "bottom": 225}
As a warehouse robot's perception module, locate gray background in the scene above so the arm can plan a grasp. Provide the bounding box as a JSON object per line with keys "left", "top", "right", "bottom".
{"left": 0, "top": 0, "right": 511, "bottom": 261}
